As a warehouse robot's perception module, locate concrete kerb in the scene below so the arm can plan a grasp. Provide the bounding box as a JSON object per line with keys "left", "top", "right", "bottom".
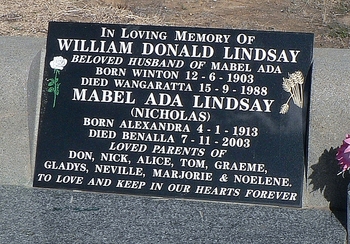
{"left": 0, "top": 37, "right": 45, "bottom": 186}
{"left": 0, "top": 36, "right": 349, "bottom": 210}
{"left": 0, "top": 35, "right": 349, "bottom": 244}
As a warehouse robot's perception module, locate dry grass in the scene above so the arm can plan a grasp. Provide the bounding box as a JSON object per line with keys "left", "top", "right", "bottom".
{"left": 1, "top": 0, "right": 350, "bottom": 48}
{"left": 0, "top": 0, "right": 163, "bottom": 37}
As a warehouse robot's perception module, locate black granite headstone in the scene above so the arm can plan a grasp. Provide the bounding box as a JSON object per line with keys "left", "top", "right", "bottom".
{"left": 33, "top": 22, "right": 313, "bottom": 207}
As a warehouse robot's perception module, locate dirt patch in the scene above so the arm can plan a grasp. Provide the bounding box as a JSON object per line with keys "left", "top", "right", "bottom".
{"left": 1, "top": 0, "right": 350, "bottom": 48}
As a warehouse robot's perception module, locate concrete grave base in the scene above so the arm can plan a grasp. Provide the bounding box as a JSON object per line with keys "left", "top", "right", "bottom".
{"left": 0, "top": 184, "right": 345, "bottom": 244}
{"left": 0, "top": 36, "right": 348, "bottom": 243}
